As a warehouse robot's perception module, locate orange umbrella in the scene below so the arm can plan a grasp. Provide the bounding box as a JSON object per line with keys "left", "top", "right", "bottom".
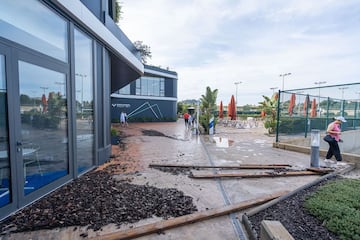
{"left": 41, "top": 94, "right": 47, "bottom": 113}
{"left": 303, "top": 95, "right": 309, "bottom": 116}
{"left": 227, "top": 103, "right": 231, "bottom": 118}
{"left": 288, "top": 93, "right": 296, "bottom": 116}
{"left": 219, "top": 101, "right": 224, "bottom": 118}
{"left": 230, "top": 95, "right": 236, "bottom": 120}
{"left": 261, "top": 110, "right": 266, "bottom": 118}
{"left": 310, "top": 98, "right": 317, "bottom": 117}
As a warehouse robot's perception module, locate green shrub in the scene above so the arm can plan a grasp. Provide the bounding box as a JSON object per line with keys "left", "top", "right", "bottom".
{"left": 304, "top": 179, "right": 360, "bottom": 240}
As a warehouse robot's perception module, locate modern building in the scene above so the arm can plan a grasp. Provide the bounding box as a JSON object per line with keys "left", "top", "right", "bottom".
{"left": 111, "top": 65, "right": 178, "bottom": 122}
{"left": 0, "top": 0, "right": 143, "bottom": 219}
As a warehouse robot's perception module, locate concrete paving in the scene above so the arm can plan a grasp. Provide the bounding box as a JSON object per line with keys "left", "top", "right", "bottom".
{"left": 96, "top": 119, "right": 337, "bottom": 240}
{"left": 2, "top": 119, "right": 354, "bottom": 240}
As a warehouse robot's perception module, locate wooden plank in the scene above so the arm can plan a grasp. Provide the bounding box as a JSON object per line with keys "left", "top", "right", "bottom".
{"left": 149, "top": 163, "right": 291, "bottom": 169}
{"left": 189, "top": 171, "right": 322, "bottom": 179}
{"left": 89, "top": 191, "right": 288, "bottom": 240}
{"left": 306, "top": 167, "right": 334, "bottom": 173}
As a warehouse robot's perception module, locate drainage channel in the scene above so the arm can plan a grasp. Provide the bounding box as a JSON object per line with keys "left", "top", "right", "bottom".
{"left": 200, "top": 137, "right": 247, "bottom": 240}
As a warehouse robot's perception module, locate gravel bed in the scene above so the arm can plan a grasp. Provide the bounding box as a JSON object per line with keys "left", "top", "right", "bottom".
{"left": 0, "top": 170, "right": 197, "bottom": 236}
{"left": 247, "top": 176, "right": 339, "bottom": 240}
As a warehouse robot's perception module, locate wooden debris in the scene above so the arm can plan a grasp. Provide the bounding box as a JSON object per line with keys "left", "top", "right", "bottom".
{"left": 189, "top": 171, "right": 323, "bottom": 179}
{"left": 306, "top": 167, "right": 334, "bottom": 173}
{"left": 89, "top": 191, "right": 288, "bottom": 240}
{"left": 149, "top": 163, "right": 291, "bottom": 169}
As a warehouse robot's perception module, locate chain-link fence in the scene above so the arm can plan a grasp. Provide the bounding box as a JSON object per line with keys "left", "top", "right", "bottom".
{"left": 276, "top": 83, "right": 360, "bottom": 149}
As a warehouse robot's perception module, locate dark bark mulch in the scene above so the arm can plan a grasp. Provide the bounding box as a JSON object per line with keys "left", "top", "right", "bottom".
{"left": 247, "top": 176, "right": 339, "bottom": 240}
{"left": 0, "top": 171, "right": 197, "bottom": 236}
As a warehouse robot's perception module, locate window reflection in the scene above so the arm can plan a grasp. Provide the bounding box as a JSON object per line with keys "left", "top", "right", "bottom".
{"left": 0, "top": 55, "right": 11, "bottom": 207}
{"left": 74, "top": 28, "right": 94, "bottom": 174}
{"left": 18, "top": 61, "right": 68, "bottom": 195}
{"left": 0, "top": 0, "right": 68, "bottom": 62}
{"left": 135, "top": 77, "right": 165, "bottom": 97}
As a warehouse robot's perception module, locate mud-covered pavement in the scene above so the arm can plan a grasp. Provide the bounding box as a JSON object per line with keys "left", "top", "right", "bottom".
{"left": 0, "top": 120, "right": 355, "bottom": 240}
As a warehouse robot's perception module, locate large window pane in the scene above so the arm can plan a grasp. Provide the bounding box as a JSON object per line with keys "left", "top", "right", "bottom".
{"left": 0, "top": 55, "right": 11, "bottom": 207}
{"left": 74, "top": 28, "right": 94, "bottom": 174}
{"left": 136, "top": 77, "right": 165, "bottom": 97}
{"left": 0, "top": 0, "right": 68, "bottom": 62}
{"left": 19, "top": 61, "right": 68, "bottom": 195}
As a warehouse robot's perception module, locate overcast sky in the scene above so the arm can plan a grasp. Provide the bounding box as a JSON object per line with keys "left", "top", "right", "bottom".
{"left": 119, "top": 0, "right": 360, "bottom": 105}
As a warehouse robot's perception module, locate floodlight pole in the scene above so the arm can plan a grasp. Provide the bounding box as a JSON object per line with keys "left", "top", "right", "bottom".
{"left": 314, "top": 81, "right": 326, "bottom": 117}
{"left": 234, "top": 81, "right": 242, "bottom": 109}
{"left": 279, "top": 73, "right": 291, "bottom": 103}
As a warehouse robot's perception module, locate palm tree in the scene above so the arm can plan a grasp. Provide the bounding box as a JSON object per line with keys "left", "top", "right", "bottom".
{"left": 259, "top": 92, "right": 278, "bottom": 134}
{"left": 199, "top": 86, "right": 218, "bottom": 134}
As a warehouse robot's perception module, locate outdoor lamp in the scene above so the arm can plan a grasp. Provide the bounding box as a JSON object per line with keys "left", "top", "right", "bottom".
{"left": 310, "top": 129, "right": 320, "bottom": 167}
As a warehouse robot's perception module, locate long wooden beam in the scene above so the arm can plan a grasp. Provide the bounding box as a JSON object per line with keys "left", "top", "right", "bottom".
{"left": 149, "top": 163, "right": 291, "bottom": 169}
{"left": 89, "top": 191, "right": 288, "bottom": 240}
{"left": 189, "top": 171, "right": 322, "bottom": 179}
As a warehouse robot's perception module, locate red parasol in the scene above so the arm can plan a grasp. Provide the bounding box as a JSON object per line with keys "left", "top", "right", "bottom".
{"left": 230, "top": 95, "right": 236, "bottom": 120}
{"left": 219, "top": 101, "right": 224, "bottom": 118}
{"left": 41, "top": 94, "right": 47, "bottom": 113}
{"left": 288, "top": 93, "right": 296, "bottom": 116}
{"left": 261, "top": 110, "right": 266, "bottom": 118}
{"left": 310, "top": 98, "right": 317, "bottom": 117}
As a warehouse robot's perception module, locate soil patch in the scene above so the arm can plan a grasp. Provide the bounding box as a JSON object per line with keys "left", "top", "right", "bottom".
{"left": 0, "top": 171, "right": 197, "bottom": 236}
{"left": 0, "top": 125, "right": 198, "bottom": 238}
{"left": 247, "top": 176, "right": 339, "bottom": 240}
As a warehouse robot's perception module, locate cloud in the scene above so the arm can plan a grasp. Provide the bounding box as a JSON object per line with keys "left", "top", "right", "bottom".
{"left": 120, "top": 0, "right": 360, "bottom": 104}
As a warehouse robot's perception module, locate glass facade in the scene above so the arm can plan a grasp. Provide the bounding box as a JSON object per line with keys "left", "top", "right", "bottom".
{"left": 0, "top": 54, "right": 10, "bottom": 207}
{"left": 19, "top": 61, "right": 68, "bottom": 195}
{"left": 0, "top": 0, "right": 68, "bottom": 62}
{"left": 74, "top": 28, "right": 95, "bottom": 174}
{"left": 119, "top": 84, "right": 130, "bottom": 95}
{"left": 135, "top": 77, "right": 165, "bottom": 97}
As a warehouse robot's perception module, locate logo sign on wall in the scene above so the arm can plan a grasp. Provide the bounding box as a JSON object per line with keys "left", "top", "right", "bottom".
{"left": 112, "top": 103, "right": 131, "bottom": 108}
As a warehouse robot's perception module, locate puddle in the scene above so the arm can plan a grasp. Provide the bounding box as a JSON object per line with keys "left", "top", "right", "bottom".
{"left": 212, "top": 137, "right": 234, "bottom": 148}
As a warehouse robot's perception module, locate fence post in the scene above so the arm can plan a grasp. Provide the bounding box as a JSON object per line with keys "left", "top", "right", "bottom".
{"left": 275, "top": 90, "right": 281, "bottom": 142}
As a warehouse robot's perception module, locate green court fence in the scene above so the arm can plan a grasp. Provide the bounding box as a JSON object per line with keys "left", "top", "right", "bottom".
{"left": 276, "top": 82, "right": 360, "bottom": 143}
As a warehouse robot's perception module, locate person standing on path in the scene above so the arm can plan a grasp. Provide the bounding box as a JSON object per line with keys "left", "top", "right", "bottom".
{"left": 120, "top": 111, "right": 128, "bottom": 127}
{"left": 325, "top": 116, "right": 346, "bottom": 163}
{"left": 183, "top": 112, "right": 190, "bottom": 127}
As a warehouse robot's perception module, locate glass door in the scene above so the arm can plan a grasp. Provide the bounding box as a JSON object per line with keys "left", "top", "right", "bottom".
{"left": 0, "top": 50, "right": 11, "bottom": 208}
{"left": 18, "top": 61, "right": 69, "bottom": 195}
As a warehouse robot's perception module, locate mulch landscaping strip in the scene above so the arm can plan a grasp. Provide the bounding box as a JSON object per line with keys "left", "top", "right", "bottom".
{"left": 89, "top": 191, "right": 288, "bottom": 240}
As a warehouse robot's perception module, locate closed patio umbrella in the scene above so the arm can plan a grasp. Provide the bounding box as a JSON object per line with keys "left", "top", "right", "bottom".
{"left": 288, "top": 93, "right": 296, "bottom": 116}
{"left": 41, "top": 94, "right": 47, "bottom": 113}
{"left": 230, "top": 95, "right": 236, "bottom": 120}
{"left": 219, "top": 101, "right": 224, "bottom": 118}
{"left": 310, "top": 98, "right": 317, "bottom": 117}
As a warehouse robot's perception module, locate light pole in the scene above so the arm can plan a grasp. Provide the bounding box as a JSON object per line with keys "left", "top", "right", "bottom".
{"left": 75, "top": 73, "right": 87, "bottom": 118}
{"left": 234, "top": 81, "right": 242, "bottom": 108}
{"left": 270, "top": 87, "right": 278, "bottom": 95}
{"left": 279, "top": 73, "right": 291, "bottom": 102}
{"left": 279, "top": 73, "right": 291, "bottom": 92}
{"left": 356, "top": 91, "right": 360, "bottom": 118}
{"left": 314, "top": 81, "right": 326, "bottom": 116}
{"left": 339, "top": 87, "right": 348, "bottom": 99}
{"left": 40, "top": 86, "right": 48, "bottom": 95}
{"left": 55, "top": 81, "right": 65, "bottom": 96}
{"left": 339, "top": 87, "right": 348, "bottom": 112}
{"left": 296, "top": 91, "right": 304, "bottom": 115}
